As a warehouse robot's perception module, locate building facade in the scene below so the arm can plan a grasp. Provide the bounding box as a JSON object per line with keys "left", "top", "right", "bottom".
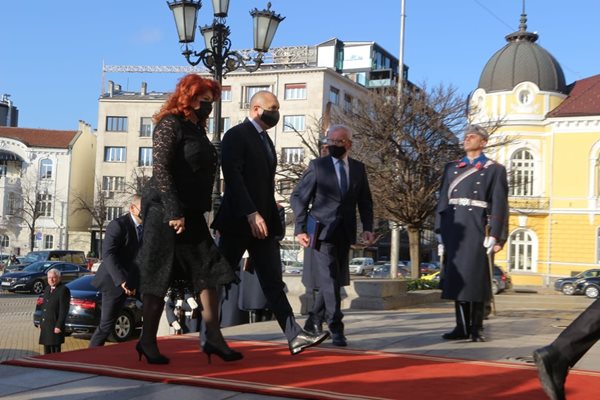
{"left": 470, "top": 13, "right": 600, "bottom": 286}
{"left": 0, "top": 122, "right": 96, "bottom": 256}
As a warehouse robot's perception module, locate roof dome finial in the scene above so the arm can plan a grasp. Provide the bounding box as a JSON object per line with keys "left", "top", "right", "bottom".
{"left": 519, "top": 0, "right": 527, "bottom": 32}
{"left": 505, "top": 0, "right": 537, "bottom": 43}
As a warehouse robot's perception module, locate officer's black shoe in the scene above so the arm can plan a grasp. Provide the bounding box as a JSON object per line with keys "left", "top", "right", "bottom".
{"left": 533, "top": 345, "right": 568, "bottom": 400}
{"left": 442, "top": 327, "right": 469, "bottom": 340}
{"left": 471, "top": 328, "right": 486, "bottom": 342}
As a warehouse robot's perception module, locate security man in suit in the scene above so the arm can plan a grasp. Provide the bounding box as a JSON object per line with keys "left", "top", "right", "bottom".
{"left": 291, "top": 124, "right": 374, "bottom": 346}
{"left": 212, "top": 90, "right": 329, "bottom": 355}
{"left": 89, "top": 194, "right": 142, "bottom": 347}
{"left": 435, "top": 125, "right": 508, "bottom": 343}
{"left": 533, "top": 301, "right": 600, "bottom": 399}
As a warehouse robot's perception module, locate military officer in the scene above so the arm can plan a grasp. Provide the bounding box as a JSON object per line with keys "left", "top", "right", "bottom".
{"left": 434, "top": 124, "right": 509, "bottom": 342}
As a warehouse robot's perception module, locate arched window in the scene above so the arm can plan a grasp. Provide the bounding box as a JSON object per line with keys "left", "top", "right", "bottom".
{"left": 0, "top": 234, "right": 9, "bottom": 248}
{"left": 509, "top": 149, "right": 534, "bottom": 196}
{"left": 39, "top": 159, "right": 53, "bottom": 179}
{"left": 509, "top": 229, "right": 535, "bottom": 272}
{"left": 43, "top": 234, "right": 54, "bottom": 249}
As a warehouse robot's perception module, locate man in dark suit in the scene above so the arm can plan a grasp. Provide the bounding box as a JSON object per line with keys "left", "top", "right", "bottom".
{"left": 533, "top": 301, "right": 600, "bottom": 400}
{"left": 291, "top": 124, "right": 374, "bottom": 346}
{"left": 213, "top": 90, "right": 329, "bottom": 355}
{"left": 89, "top": 194, "right": 142, "bottom": 347}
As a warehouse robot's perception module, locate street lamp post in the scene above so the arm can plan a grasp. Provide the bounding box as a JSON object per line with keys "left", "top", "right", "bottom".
{"left": 167, "top": 0, "right": 284, "bottom": 215}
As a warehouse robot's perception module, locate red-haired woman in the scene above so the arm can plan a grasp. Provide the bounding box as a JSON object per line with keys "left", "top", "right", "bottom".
{"left": 136, "top": 74, "right": 242, "bottom": 364}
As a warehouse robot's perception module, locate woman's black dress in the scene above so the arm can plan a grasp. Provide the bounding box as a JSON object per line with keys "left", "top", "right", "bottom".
{"left": 137, "top": 114, "right": 236, "bottom": 297}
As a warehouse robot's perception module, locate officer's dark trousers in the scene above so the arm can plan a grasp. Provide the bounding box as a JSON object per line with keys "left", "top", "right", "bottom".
{"left": 454, "top": 301, "right": 485, "bottom": 335}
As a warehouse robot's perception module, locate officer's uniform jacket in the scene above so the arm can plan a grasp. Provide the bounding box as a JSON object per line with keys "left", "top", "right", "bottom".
{"left": 434, "top": 154, "right": 509, "bottom": 302}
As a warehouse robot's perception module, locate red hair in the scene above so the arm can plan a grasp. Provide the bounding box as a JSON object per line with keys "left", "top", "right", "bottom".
{"left": 154, "top": 74, "right": 221, "bottom": 123}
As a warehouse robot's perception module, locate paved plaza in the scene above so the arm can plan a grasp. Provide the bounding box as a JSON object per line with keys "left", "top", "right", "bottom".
{"left": 0, "top": 288, "right": 598, "bottom": 399}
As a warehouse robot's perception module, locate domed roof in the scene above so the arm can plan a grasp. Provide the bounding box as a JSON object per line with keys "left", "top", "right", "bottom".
{"left": 478, "top": 13, "right": 566, "bottom": 93}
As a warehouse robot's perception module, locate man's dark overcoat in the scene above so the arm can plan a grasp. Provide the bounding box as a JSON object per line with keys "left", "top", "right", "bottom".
{"left": 38, "top": 282, "right": 71, "bottom": 346}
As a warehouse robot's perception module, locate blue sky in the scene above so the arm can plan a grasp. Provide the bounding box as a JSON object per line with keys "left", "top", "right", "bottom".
{"left": 2, "top": 0, "right": 599, "bottom": 130}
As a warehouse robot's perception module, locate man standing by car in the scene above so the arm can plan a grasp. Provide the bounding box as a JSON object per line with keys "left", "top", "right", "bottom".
{"left": 89, "top": 195, "right": 142, "bottom": 347}
{"left": 38, "top": 268, "right": 70, "bottom": 354}
{"left": 291, "top": 124, "right": 374, "bottom": 347}
{"left": 435, "top": 125, "right": 508, "bottom": 342}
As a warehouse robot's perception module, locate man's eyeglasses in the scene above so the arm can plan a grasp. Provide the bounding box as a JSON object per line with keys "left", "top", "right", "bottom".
{"left": 326, "top": 139, "right": 347, "bottom": 145}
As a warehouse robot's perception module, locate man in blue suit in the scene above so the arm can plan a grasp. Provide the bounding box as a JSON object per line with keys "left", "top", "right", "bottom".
{"left": 89, "top": 194, "right": 142, "bottom": 347}
{"left": 291, "top": 124, "right": 374, "bottom": 346}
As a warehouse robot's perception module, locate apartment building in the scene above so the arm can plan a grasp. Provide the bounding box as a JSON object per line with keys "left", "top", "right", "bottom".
{"left": 0, "top": 122, "right": 96, "bottom": 255}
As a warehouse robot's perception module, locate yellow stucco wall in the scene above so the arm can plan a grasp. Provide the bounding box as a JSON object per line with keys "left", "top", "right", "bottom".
{"left": 67, "top": 122, "right": 97, "bottom": 234}
{"left": 473, "top": 84, "right": 600, "bottom": 287}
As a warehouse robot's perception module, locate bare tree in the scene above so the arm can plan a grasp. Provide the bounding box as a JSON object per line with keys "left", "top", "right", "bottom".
{"left": 10, "top": 178, "right": 47, "bottom": 251}
{"left": 332, "top": 84, "right": 469, "bottom": 277}
{"left": 275, "top": 116, "right": 326, "bottom": 199}
{"left": 72, "top": 180, "right": 109, "bottom": 257}
{"left": 125, "top": 167, "right": 152, "bottom": 197}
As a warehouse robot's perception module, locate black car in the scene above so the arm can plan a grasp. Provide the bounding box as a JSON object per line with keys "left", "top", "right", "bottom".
{"left": 554, "top": 269, "right": 600, "bottom": 295}
{"left": 0, "top": 261, "right": 91, "bottom": 294}
{"left": 574, "top": 276, "right": 600, "bottom": 299}
{"left": 33, "top": 275, "right": 142, "bottom": 342}
{"left": 491, "top": 266, "right": 512, "bottom": 294}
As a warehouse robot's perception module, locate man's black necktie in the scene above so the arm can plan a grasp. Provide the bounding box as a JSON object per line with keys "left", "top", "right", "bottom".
{"left": 338, "top": 159, "right": 348, "bottom": 195}
{"left": 259, "top": 131, "right": 275, "bottom": 165}
{"left": 136, "top": 225, "right": 143, "bottom": 244}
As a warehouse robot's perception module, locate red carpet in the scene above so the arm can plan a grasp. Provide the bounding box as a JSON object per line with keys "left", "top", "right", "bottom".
{"left": 3, "top": 336, "right": 600, "bottom": 399}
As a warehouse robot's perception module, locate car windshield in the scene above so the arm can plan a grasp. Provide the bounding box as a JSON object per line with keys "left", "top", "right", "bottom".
{"left": 349, "top": 259, "right": 365, "bottom": 266}
{"left": 23, "top": 251, "right": 49, "bottom": 263}
{"left": 22, "top": 262, "right": 51, "bottom": 273}
{"left": 67, "top": 275, "right": 95, "bottom": 291}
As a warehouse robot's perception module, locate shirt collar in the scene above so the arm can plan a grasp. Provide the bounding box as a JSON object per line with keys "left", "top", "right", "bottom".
{"left": 249, "top": 118, "right": 263, "bottom": 134}
{"left": 130, "top": 213, "right": 141, "bottom": 229}
{"left": 461, "top": 153, "right": 488, "bottom": 166}
{"left": 331, "top": 154, "right": 349, "bottom": 165}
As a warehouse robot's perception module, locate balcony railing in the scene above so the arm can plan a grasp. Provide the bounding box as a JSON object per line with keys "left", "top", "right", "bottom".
{"left": 0, "top": 176, "right": 21, "bottom": 188}
{"left": 509, "top": 196, "right": 550, "bottom": 210}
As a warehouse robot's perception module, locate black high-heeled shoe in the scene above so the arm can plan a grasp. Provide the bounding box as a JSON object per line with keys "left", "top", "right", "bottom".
{"left": 136, "top": 342, "right": 170, "bottom": 364}
{"left": 203, "top": 341, "right": 243, "bottom": 364}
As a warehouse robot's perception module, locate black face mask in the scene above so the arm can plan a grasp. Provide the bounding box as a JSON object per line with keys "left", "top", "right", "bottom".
{"left": 259, "top": 109, "right": 280, "bottom": 128}
{"left": 328, "top": 144, "right": 347, "bottom": 158}
{"left": 194, "top": 101, "right": 213, "bottom": 120}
